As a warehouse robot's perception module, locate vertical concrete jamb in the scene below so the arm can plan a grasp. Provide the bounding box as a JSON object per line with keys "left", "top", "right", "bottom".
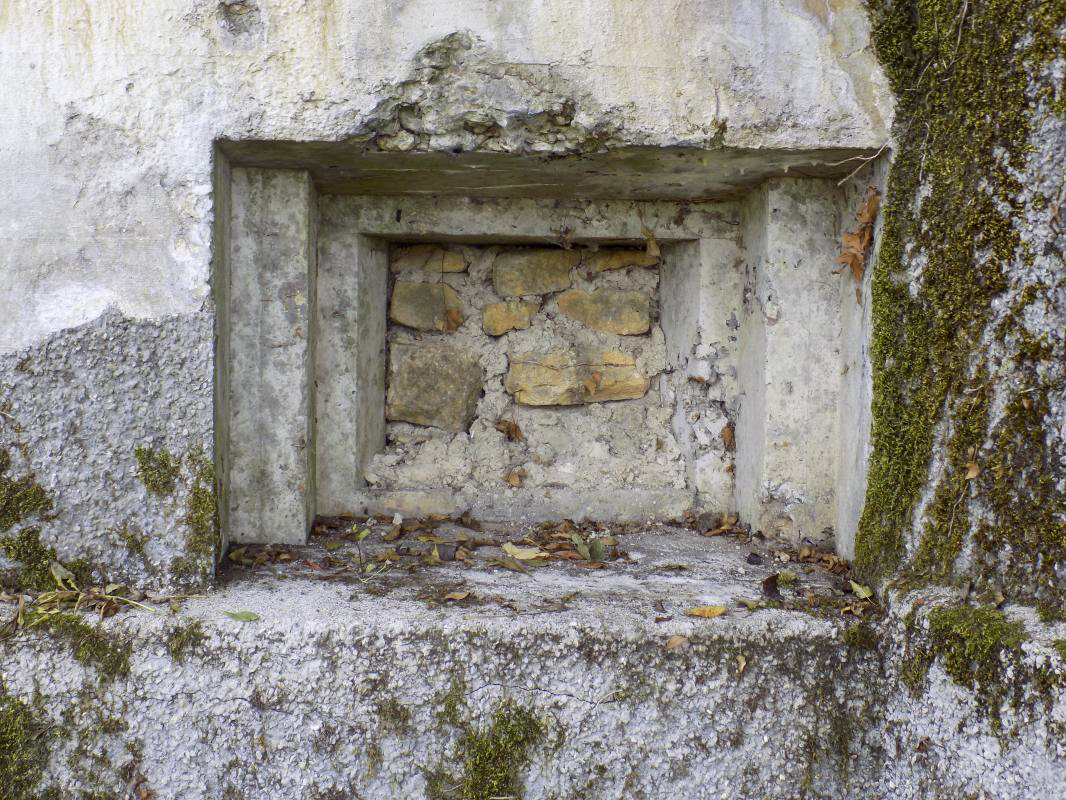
{"left": 315, "top": 221, "right": 387, "bottom": 516}
{"left": 835, "top": 162, "right": 886, "bottom": 559}
{"left": 693, "top": 235, "right": 745, "bottom": 505}
{"left": 735, "top": 185, "right": 770, "bottom": 531}
{"left": 227, "top": 167, "right": 316, "bottom": 544}
{"left": 736, "top": 179, "right": 844, "bottom": 547}
{"left": 212, "top": 147, "right": 233, "bottom": 559}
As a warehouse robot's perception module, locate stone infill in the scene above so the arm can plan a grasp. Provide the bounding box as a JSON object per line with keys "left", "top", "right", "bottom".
{"left": 385, "top": 244, "right": 658, "bottom": 429}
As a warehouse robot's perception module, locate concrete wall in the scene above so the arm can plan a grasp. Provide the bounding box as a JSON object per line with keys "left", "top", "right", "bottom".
{"left": 0, "top": 1, "right": 893, "bottom": 585}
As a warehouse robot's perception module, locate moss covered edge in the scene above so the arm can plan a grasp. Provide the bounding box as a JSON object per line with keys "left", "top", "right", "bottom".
{"left": 855, "top": 0, "right": 1066, "bottom": 608}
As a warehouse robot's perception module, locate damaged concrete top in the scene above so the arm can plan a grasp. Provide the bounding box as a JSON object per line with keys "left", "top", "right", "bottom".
{"left": 0, "top": 0, "right": 892, "bottom": 352}
{"left": 216, "top": 522, "right": 851, "bottom": 630}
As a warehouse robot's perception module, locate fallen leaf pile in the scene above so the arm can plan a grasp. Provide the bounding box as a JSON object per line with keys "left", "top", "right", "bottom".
{"left": 797, "top": 547, "right": 850, "bottom": 574}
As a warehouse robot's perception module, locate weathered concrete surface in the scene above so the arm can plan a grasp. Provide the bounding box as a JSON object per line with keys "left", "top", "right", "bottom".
{"left": 0, "top": 0, "right": 891, "bottom": 577}
{"left": 1, "top": 529, "right": 1062, "bottom": 799}
{"left": 736, "top": 178, "right": 845, "bottom": 548}
{"left": 226, "top": 168, "right": 316, "bottom": 545}
{"left": 0, "top": 310, "right": 215, "bottom": 592}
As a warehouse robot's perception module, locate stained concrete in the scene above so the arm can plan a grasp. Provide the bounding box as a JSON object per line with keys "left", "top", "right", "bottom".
{"left": 1, "top": 528, "right": 1062, "bottom": 799}
{"left": 736, "top": 179, "right": 845, "bottom": 547}
{"left": 225, "top": 168, "right": 317, "bottom": 545}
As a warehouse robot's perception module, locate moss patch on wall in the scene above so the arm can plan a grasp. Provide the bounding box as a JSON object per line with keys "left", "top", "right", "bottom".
{"left": 181, "top": 446, "right": 218, "bottom": 560}
{"left": 1, "top": 528, "right": 60, "bottom": 591}
{"left": 904, "top": 604, "right": 1032, "bottom": 730}
{"left": 856, "top": 1, "right": 1066, "bottom": 603}
{"left": 0, "top": 448, "right": 53, "bottom": 533}
{"left": 427, "top": 698, "right": 548, "bottom": 800}
{"left": 165, "top": 620, "right": 206, "bottom": 663}
{"left": 24, "top": 611, "right": 131, "bottom": 681}
{"left": 134, "top": 447, "right": 180, "bottom": 497}
{"left": 0, "top": 685, "right": 50, "bottom": 800}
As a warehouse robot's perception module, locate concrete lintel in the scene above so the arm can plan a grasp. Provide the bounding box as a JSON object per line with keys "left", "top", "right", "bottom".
{"left": 219, "top": 142, "right": 882, "bottom": 202}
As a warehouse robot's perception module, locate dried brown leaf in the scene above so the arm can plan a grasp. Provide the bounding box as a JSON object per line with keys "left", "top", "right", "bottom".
{"left": 665, "top": 634, "right": 688, "bottom": 651}
{"left": 721, "top": 423, "right": 735, "bottom": 452}
{"left": 494, "top": 419, "right": 525, "bottom": 442}
{"left": 685, "top": 605, "right": 727, "bottom": 618}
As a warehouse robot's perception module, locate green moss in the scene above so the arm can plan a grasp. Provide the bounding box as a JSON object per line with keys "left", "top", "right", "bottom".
{"left": 926, "top": 606, "right": 1026, "bottom": 690}
{"left": 1, "top": 527, "right": 59, "bottom": 590}
{"left": 922, "top": 605, "right": 1027, "bottom": 728}
{"left": 900, "top": 652, "right": 932, "bottom": 694}
{"left": 114, "top": 525, "right": 147, "bottom": 560}
{"left": 376, "top": 698, "right": 411, "bottom": 734}
{"left": 0, "top": 685, "right": 50, "bottom": 800}
{"left": 454, "top": 700, "right": 546, "bottom": 800}
{"left": 1053, "top": 640, "right": 1066, "bottom": 662}
{"left": 856, "top": 0, "right": 1066, "bottom": 597}
{"left": 25, "top": 611, "right": 131, "bottom": 681}
{"left": 841, "top": 622, "right": 879, "bottom": 652}
{"left": 436, "top": 674, "right": 467, "bottom": 727}
{"left": 0, "top": 448, "right": 53, "bottom": 533}
{"left": 1037, "top": 602, "right": 1065, "bottom": 623}
{"left": 165, "top": 621, "right": 206, "bottom": 663}
{"left": 181, "top": 447, "right": 218, "bottom": 559}
{"left": 134, "top": 447, "right": 180, "bottom": 497}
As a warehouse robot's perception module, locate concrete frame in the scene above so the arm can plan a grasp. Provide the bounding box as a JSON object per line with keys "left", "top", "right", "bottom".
{"left": 217, "top": 159, "right": 860, "bottom": 554}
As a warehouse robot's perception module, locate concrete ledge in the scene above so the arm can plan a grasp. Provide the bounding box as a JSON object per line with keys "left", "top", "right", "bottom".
{"left": 357, "top": 488, "right": 697, "bottom": 523}
{"left": 1, "top": 531, "right": 1063, "bottom": 799}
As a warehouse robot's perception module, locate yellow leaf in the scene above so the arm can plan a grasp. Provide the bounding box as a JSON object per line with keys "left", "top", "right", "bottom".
{"left": 502, "top": 542, "right": 548, "bottom": 560}
{"left": 443, "top": 591, "right": 470, "bottom": 602}
{"left": 665, "top": 634, "right": 687, "bottom": 651}
{"left": 686, "top": 605, "right": 727, "bottom": 619}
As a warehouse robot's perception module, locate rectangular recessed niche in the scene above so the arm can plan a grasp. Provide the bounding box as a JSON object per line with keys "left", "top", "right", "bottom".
{"left": 218, "top": 160, "right": 856, "bottom": 555}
